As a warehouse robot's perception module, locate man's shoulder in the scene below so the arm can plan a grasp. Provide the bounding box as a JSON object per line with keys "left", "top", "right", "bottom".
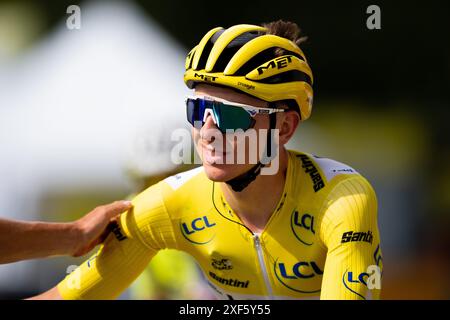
{"left": 288, "top": 149, "right": 374, "bottom": 196}
{"left": 159, "top": 166, "right": 213, "bottom": 211}
{"left": 131, "top": 166, "right": 207, "bottom": 210}
{"left": 162, "top": 166, "right": 206, "bottom": 192}
{"left": 288, "top": 150, "right": 377, "bottom": 234}
{"left": 127, "top": 166, "right": 210, "bottom": 229}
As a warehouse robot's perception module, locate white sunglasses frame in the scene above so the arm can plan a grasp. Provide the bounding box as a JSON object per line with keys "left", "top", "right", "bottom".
{"left": 186, "top": 95, "right": 285, "bottom": 119}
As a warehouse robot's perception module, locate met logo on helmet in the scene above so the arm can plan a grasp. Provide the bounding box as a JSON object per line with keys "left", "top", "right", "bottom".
{"left": 257, "top": 55, "right": 293, "bottom": 75}
{"left": 194, "top": 73, "right": 217, "bottom": 82}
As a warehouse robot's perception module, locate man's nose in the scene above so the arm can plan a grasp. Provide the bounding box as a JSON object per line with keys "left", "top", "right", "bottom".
{"left": 200, "top": 114, "right": 220, "bottom": 141}
{"left": 203, "top": 113, "right": 217, "bottom": 128}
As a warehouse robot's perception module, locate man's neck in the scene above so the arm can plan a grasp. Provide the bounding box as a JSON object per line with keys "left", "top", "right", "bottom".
{"left": 220, "top": 148, "right": 289, "bottom": 233}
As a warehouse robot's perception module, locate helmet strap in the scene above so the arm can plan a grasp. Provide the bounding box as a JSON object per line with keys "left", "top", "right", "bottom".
{"left": 225, "top": 111, "right": 278, "bottom": 192}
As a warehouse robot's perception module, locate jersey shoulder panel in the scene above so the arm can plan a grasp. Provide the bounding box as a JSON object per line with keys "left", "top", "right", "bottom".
{"left": 122, "top": 169, "right": 202, "bottom": 251}
{"left": 317, "top": 175, "right": 382, "bottom": 300}
{"left": 163, "top": 166, "right": 205, "bottom": 191}
{"left": 126, "top": 166, "right": 211, "bottom": 251}
{"left": 287, "top": 150, "right": 377, "bottom": 246}
{"left": 288, "top": 150, "right": 372, "bottom": 198}
{"left": 318, "top": 174, "right": 378, "bottom": 252}
{"left": 160, "top": 166, "right": 214, "bottom": 219}
{"left": 291, "top": 150, "right": 360, "bottom": 186}
{"left": 310, "top": 154, "right": 360, "bottom": 183}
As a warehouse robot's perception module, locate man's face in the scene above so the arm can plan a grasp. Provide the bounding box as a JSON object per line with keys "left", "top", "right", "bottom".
{"left": 192, "top": 84, "right": 273, "bottom": 183}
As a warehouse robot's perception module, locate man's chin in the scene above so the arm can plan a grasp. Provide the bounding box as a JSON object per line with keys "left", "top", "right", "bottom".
{"left": 202, "top": 162, "right": 248, "bottom": 182}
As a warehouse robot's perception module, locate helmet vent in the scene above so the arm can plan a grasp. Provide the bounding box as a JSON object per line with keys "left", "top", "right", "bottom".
{"left": 211, "top": 32, "right": 261, "bottom": 73}
{"left": 195, "top": 29, "right": 224, "bottom": 70}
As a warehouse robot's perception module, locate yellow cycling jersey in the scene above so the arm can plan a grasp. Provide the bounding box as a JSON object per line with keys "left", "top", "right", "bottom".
{"left": 57, "top": 149, "right": 383, "bottom": 300}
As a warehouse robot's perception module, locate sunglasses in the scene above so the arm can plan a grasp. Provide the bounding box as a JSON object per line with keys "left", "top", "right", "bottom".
{"left": 186, "top": 96, "right": 284, "bottom": 133}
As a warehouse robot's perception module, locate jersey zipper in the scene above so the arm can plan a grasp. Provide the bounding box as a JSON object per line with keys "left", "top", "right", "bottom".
{"left": 253, "top": 233, "right": 273, "bottom": 298}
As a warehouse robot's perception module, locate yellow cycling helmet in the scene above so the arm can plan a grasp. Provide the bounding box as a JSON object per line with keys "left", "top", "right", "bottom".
{"left": 184, "top": 24, "right": 314, "bottom": 120}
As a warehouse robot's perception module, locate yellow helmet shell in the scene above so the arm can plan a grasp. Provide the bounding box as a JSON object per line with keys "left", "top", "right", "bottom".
{"left": 184, "top": 24, "right": 314, "bottom": 120}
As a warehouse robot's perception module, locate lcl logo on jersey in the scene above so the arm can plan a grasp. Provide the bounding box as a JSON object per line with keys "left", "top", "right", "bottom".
{"left": 274, "top": 259, "right": 323, "bottom": 294}
{"left": 180, "top": 215, "right": 216, "bottom": 245}
{"left": 291, "top": 210, "right": 315, "bottom": 246}
{"left": 342, "top": 266, "right": 382, "bottom": 300}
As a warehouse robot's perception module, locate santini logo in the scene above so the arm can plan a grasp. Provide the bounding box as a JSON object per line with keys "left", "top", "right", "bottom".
{"left": 341, "top": 231, "right": 373, "bottom": 244}
{"left": 209, "top": 272, "right": 249, "bottom": 288}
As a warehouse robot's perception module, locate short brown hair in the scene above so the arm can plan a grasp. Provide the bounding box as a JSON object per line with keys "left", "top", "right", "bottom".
{"left": 260, "top": 20, "right": 308, "bottom": 112}
{"left": 262, "top": 20, "right": 307, "bottom": 57}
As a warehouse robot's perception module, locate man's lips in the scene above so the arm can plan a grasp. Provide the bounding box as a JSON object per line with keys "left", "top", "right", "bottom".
{"left": 202, "top": 143, "right": 231, "bottom": 155}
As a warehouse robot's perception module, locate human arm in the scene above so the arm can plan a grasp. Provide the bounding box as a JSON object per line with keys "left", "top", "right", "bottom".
{"left": 0, "top": 201, "right": 132, "bottom": 264}
{"left": 31, "top": 215, "right": 157, "bottom": 300}
{"left": 319, "top": 177, "right": 383, "bottom": 300}
{"left": 29, "top": 182, "right": 176, "bottom": 300}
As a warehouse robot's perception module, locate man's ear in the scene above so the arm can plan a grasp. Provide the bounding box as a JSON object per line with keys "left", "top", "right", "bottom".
{"left": 278, "top": 110, "right": 300, "bottom": 145}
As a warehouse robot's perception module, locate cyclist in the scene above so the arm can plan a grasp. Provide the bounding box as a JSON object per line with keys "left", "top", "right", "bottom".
{"left": 33, "top": 20, "right": 382, "bottom": 300}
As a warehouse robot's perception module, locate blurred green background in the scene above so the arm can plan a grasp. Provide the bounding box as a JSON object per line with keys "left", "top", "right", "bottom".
{"left": 0, "top": 0, "right": 448, "bottom": 299}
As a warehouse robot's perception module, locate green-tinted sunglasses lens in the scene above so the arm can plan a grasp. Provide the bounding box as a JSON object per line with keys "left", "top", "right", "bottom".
{"left": 214, "top": 103, "right": 255, "bottom": 133}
